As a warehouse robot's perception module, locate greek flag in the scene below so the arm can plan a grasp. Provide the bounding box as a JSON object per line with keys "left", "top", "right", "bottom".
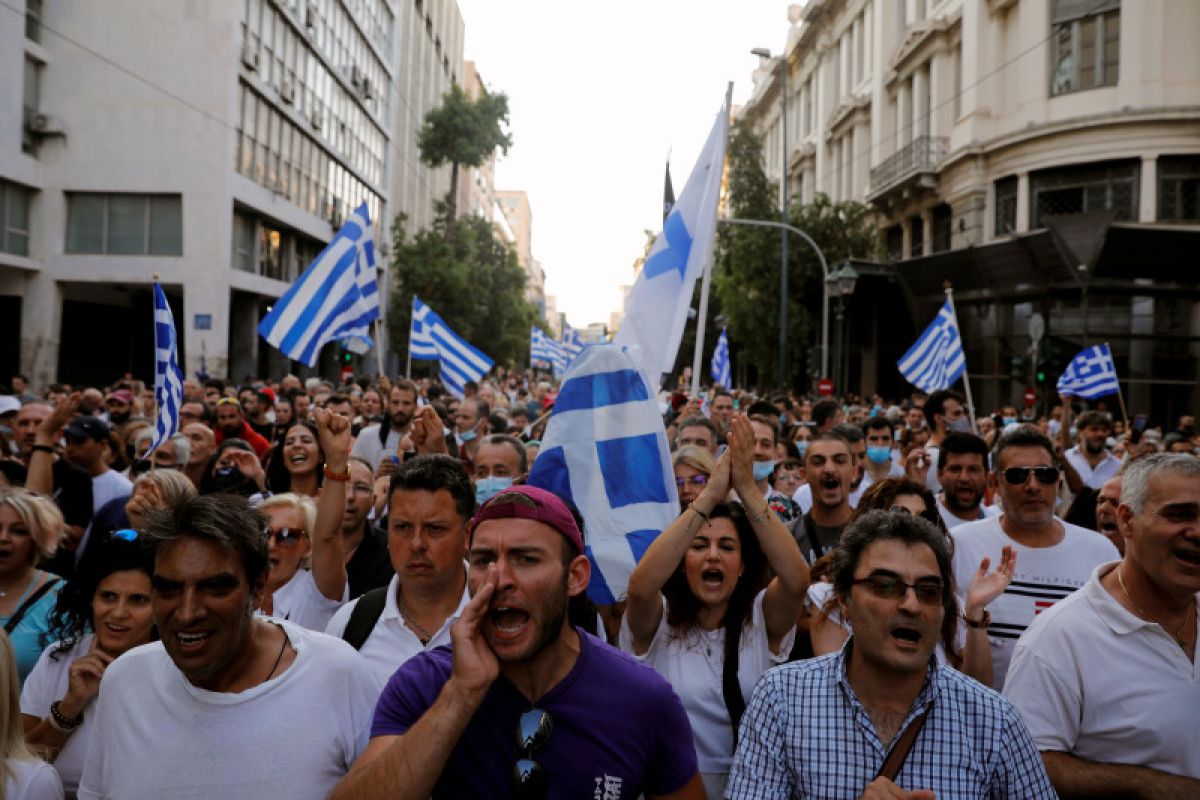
{"left": 562, "top": 324, "right": 585, "bottom": 361}
{"left": 257, "top": 203, "right": 379, "bottom": 366}
{"left": 1057, "top": 343, "right": 1120, "bottom": 399}
{"left": 531, "top": 326, "right": 566, "bottom": 373}
{"left": 897, "top": 299, "right": 966, "bottom": 392}
{"left": 527, "top": 345, "right": 680, "bottom": 604}
{"left": 614, "top": 93, "right": 728, "bottom": 387}
{"left": 710, "top": 327, "right": 731, "bottom": 389}
{"left": 409, "top": 296, "right": 493, "bottom": 397}
{"left": 147, "top": 283, "right": 183, "bottom": 453}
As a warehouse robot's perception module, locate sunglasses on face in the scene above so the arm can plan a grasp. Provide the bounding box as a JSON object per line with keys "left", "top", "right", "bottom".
{"left": 264, "top": 527, "right": 306, "bottom": 547}
{"left": 852, "top": 573, "right": 945, "bottom": 605}
{"left": 514, "top": 708, "right": 552, "bottom": 799}
{"left": 1002, "top": 466, "right": 1060, "bottom": 486}
{"left": 675, "top": 475, "right": 708, "bottom": 489}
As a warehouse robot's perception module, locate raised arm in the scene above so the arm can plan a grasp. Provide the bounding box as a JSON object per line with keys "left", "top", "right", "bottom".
{"left": 728, "top": 414, "right": 809, "bottom": 648}
{"left": 310, "top": 408, "right": 348, "bottom": 601}
{"left": 27, "top": 392, "right": 80, "bottom": 497}
{"left": 958, "top": 545, "right": 1015, "bottom": 686}
{"left": 624, "top": 450, "right": 732, "bottom": 652}
{"left": 1042, "top": 752, "right": 1200, "bottom": 799}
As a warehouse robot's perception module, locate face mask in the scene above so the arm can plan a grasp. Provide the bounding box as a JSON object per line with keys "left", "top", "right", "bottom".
{"left": 795, "top": 441, "right": 808, "bottom": 460}
{"left": 475, "top": 475, "right": 513, "bottom": 505}
{"left": 753, "top": 460, "right": 776, "bottom": 482}
{"left": 867, "top": 445, "right": 893, "bottom": 465}
{"left": 947, "top": 417, "right": 971, "bottom": 433}
{"left": 1003, "top": 417, "right": 1018, "bottom": 427}
{"left": 459, "top": 429, "right": 477, "bottom": 444}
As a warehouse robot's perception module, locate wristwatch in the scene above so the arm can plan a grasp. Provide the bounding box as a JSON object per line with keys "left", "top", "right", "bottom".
{"left": 963, "top": 609, "right": 991, "bottom": 629}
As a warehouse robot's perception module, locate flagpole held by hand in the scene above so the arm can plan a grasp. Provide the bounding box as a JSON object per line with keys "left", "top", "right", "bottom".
{"left": 943, "top": 282, "right": 978, "bottom": 435}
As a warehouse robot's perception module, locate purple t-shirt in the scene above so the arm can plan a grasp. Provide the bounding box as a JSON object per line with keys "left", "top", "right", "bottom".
{"left": 372, "top": 628, "right": 698, "bottom": 799}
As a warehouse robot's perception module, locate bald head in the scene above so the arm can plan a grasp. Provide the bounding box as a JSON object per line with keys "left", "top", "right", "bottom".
{"left": 181, "top": 422, "right": 215, "bottom": 465}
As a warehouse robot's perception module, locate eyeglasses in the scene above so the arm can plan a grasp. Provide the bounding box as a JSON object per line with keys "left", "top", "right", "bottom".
{"left": 852, "top": 573, "right": 944, "bottom": 605}
{"left": 264, "top": 527, "right": 306, "bottom": 547}
{"left": 675, "top": 475, "right": 708, "bottom": 489}
{"left": 1002, "top": 466, "right": 1060, "bottom": 486}
{"left": 112, "top": 529, "right": 139, "bottom": 542}
{"left": 514, "top": 708, "right": 552, "bottom": 799}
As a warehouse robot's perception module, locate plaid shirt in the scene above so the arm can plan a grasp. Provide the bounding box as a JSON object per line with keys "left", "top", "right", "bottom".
{"left": 727, "top": 641, "right": 1057, "bottom": 799}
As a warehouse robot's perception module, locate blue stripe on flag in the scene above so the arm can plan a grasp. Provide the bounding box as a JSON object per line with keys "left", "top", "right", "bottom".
{"left": 897, "top": 299, "right": 966, "bottom": 392}
{"left": 597, "top": 433, "right": 670, "bottom": 508}
{"left": 642, "top": 208, "right": 693, "bottom": 280}
{"left": 583, "top": 546, "right": 616, "bottom": 605}
{"left": 625, "top": 529, "right": 659, "bottom": 563}
{"left": 148, "top": 283, "right": 183, "bottom": 454}
{"left": 1057, "top": 344, "right": 1120, "bottom": 399}
{"left": 526, "top": 446, "right": 574, "bottom": 506}
{"left": 553, "top": 370, "right": 649, "bottom": 413}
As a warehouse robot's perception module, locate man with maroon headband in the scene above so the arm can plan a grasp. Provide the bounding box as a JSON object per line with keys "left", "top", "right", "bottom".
{"left": 332, "top": 485, "right": 704, "bottom": 800}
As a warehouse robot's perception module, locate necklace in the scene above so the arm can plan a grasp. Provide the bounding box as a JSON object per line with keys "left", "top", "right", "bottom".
{"left": 398, "top": 589, "right": 435, "bottom": 645}
{"left": 1117, "top": 566, "right": 1195, "bottom": 651}
{"left": 265, "top": 626, "right": 289, "bottom": 681}
{"left": 0, "top": 572, "right": 34, "bottom": 600}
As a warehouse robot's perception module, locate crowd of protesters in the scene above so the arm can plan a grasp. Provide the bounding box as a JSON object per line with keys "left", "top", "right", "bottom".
{"left": 0, "top": 367, "right": 1196, "bottom": 799}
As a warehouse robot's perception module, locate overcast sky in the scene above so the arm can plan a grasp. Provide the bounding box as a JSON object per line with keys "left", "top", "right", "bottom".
{"left": 456, "top": 1, "right": 792, "bottom": 330}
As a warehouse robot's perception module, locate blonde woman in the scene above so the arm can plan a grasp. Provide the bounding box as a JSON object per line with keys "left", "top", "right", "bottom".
{"left": 2, "top": 632, "right": 63, "bottom": 799}
{"left": 0, "top": 490, "right": 65, "bottom": 684}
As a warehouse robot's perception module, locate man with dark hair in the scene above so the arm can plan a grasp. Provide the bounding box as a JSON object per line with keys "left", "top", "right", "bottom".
{"left": 77, "top": 494, "right": 379, "bottom": 798}
{"left": 1005, "top": 453, "right": 1200, "bottom": 795}
{"left": 728, "top": 510, "right": 1054, "bottom": 799}
{"left": 453, "top": 398, "right": 490, "bottom": 470}
{"left": 920, "top": 389, "right": 969, "bottom": 492}
{"left": 352, "top": 380, "right": 418, "bottom": 472}
{"left": 202, "top": 379, "right": 225, "bottom": 411}
{"left": 861, "top": 416, "right": 903, "bottom": 488}
{"left": 787, "top": 432, "right": 856, "bottom": 562}
{"left": 675, "top": 415, "right": 719, "bottom": 456}
{"left": 178, "top": 400, "right": 207, "bottom": 428}
{"left": 342, "top": 457, "right": 395, "bottom": 599}
{"left": 472, "top": 434, "right": 526, "bottom": 506}
{"left": 331, "top": 485, "right": 703, "bottom": 800}
{"left": 325, "top": 454, "right": 475, "bottom": 685}
{"left": 710, "top": 391, "right": 735, "bottom": 440}
{"left": 214, "top": 397, "right": 270, "bottom": 459}
{"left": 747, "top": 415, "right": 800, "bottom": 522}
{"left": 1094, "top": 473, "right": 1124, "bottom": 554}
{"left": 242, "top": 390, "right": 274, "bottom": 440}
{"left": 950, "top": 427, "right": 1118, "bottom": 688}
{"left": 793, "top": 424, "right": 867, "bottom": 514}
{"left": 936, "top": 432, "right": 999, "bottom": 528}
{"left": 1064, "top": 410, "right": 1119, "bottom": 490}
{"left": 811, "top": 399, "right": 843, "bottom": 433}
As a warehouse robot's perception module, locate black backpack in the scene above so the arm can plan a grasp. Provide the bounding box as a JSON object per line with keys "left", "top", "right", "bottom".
{"left": 340, "top": 585, "right": 389, "bottom": 650}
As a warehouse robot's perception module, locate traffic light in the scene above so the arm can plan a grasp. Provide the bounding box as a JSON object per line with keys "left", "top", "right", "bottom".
{"left": 342, "top": 351, "right": 353, "bottom": 364}
{"left": 1036, "top": 359, "right": 1048, "bottom": 384}
{"left": 807, "top": 346, "right": 824, "bottom": 379}
{"left": 1010, "top": 356, "right": 1027, "bottom": 381}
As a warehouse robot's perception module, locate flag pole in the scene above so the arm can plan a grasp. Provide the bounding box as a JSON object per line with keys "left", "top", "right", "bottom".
{"left": 690, "top": 81, "right": 734, "bottom": 397}
{"left": 1107, "top": 341, "right": 1130, "bottom": 431}
{"left": 943, "top": 281, "right": 978, "bottom": 435}
{"left": 373, "top": 318, "right": 385, "bottom": 377}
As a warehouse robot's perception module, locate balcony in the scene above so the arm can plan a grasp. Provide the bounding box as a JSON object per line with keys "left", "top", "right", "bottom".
{"left": 867, "top": 136, "right": 948, "bottom": 205}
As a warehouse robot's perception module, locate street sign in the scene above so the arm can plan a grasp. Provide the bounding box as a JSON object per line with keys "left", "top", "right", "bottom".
{"left": 340, "top": 365, "right": 353, "bottom": 383}
{"left": 1024, "top": 386, "right": 1036, "bottom": 406}
{"left": 1028, "top": 313, "right": 1045, "bottom": 343}
{"left": 817, "top": 378, "right": 834, "bottom": 396}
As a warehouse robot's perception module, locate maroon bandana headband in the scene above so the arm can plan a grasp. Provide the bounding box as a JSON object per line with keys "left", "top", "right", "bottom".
{"left": 468, "top": 484, "right": 584, "bottom": 554}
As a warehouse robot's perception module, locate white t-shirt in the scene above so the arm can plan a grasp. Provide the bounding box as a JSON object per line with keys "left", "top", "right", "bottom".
{"left": 1064, "top": 446, "right": 1121, "bottom": 490}
{"left": 936, "top": 497, "right": 1001, "bottom": 530}
{"left": 325, "top": 575, "right": 470, "bottom": 686}
{"left": 4, "top": 758, "right": 63, "bottom": 800}
{"left": 270, "top": 568, "right": 347, "bottom": 632}
{"left": 349, "top": 424, "right": 405, "bottom": 471}
{"left": 77, "top": 621, "right": 380, "bottom": 800}
{"left": 617, "top": 590, "right": 794, "bottom": 777}
{"left": 950, "top": 515, "right": 1119, "bottom": 689}
{"left": 19, "top": 635, "right": 96, "bottom": 794}
{"left": 1004, "top": 562, "right": 1200, "bottom": 779}
{"left": 90, "top": 470, "right": 131, "bottom": 514}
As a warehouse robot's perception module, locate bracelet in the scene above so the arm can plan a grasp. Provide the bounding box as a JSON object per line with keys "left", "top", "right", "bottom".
{"left": 49, "top": 701, "right": 83, "bottom": 731}
{"left": 747, "top": 504, "right": 769, "bottom": 524}
{"left": 689, "top": 504, "right": 710, "bottom": 522}
{"left": 30, "top": 444, "right": 55, "bottom": 454}
{"left": 963, "top": 608, "right": 991, "bottom": 629}
{"left": 323, "top": 463, "right": 351, "bottom": 482}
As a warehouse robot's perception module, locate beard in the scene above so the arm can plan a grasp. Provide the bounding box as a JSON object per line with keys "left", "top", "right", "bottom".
{"left": 1085, "top": 438, "right": 1107, "bottom": 455}
{"left": 391, "top": 409, "right": 412, "bottom": 428}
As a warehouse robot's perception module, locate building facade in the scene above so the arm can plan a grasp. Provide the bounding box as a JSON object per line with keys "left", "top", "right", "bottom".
{"left": 496, "top": 188, "right": 547, "bottom": 316}
{"left": 740, "top": 0, "right": 1200, "bottom": 421}
{"left": 1, "top": 0, "right": 463, "bottom": 388}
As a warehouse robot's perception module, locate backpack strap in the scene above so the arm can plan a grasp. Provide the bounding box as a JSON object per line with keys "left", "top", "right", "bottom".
{"left": 4, "top": 577, "right": 60, "bottom": 635}
{"left": 341, "top": 586, "right": 389, "bottom": 651}
{"left": 876, "top": 706, "right": 932, "bottom": 782}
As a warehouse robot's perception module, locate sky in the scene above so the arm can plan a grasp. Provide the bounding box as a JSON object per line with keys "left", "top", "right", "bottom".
{"left": 455, "top": 1, "right": 792, "bottom": 330}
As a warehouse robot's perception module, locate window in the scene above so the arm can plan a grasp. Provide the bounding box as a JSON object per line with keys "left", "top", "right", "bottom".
{"left": 1031, "top": 160, "right": 1138, "bottom": 227}
{"left": 931, "top": 204, "right": 952, "bottom": 253}
{"left": 232, "top": 212, "right": 255, "bottom": 271}
{"left": 885, "top": 225, "right": 904, "bottom": 261}
{"left": 66, "top": 194, "right": 182, "bottom": 255}
{"left": 1050, "top": 0, "right": 1119, "bottom": 96}
{"left": 22, "top": 56, "right": 41, "bottom": 155}
{"left": 258, "top": 223, "right": 285, "bottom": 280}
{"left": 994, "top": 176, "right": 1018, "bottom": 235}
{"left": 909, "top": 215, "right": 924, "bottom": 258}
{"left": 1158, "top": 156, "right": 1200, "bottom": 222}
{"left": 1, "top": 180, "right": 32, "bottom": 257}
{"left": 26, "top": 0, "right": 42, "bottom": 42}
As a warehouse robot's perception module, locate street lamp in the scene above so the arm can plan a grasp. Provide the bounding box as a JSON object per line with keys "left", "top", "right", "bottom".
{"left": 752, "top": 47, "right": 789, "bottom": 389}
{"left": 826, "top": 264, "right": 859, "bottom": 394}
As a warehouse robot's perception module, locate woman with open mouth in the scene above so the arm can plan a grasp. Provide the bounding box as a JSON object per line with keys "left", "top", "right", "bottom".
{"left": 622, "top": 414, "right": 810, "bottom": 800}
{"left": 20, "top": 531, "right": 155, "bottom": 798}
{"left": 0, "top": 488, "right": 66, "bottom": 685}
{"left": 266, "top": 422, "right": 324, "bottom": 498}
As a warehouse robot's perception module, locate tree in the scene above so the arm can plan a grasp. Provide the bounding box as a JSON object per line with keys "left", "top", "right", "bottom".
{"left": 714, "top": 121, "right": 879, "bottom": 391}
{"left": 388, "top": 204, "right": 539, "bottom": 372}
{"left": 418, "top": 84, "right": 512, "bottom": 239}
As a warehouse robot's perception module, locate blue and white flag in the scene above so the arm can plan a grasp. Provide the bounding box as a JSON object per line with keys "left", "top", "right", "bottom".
{"left": 897, "top": 299, "right": 966, "bottom": 392}
{"left": 562, "top": 324, "right": 585, "bottom": 361}
{"left": 258, "top": 203, "right": 379, "bottom": 366}
{"left": 527, "top": 345, "right": 679, "bottom": 605}
{"left": 409, "top": 296, "right": 493, "bottom": 397}
{"left": 614, "top": 93, "right": 728, "bottom": 388}
{"left": 1057, "top": 343, "right": 1120, "bottom": 399}
{"left": 531, "top": 326, "right": 566, "bottom": 373}
{"left": 147, "top": 283, "right": 183, "bottom": 454}
{"left": 711, "top": 327, "right": 731, "bottom": 389}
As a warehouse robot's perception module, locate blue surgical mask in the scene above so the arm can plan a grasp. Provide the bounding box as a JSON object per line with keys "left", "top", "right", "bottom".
{"left": 459, "top": 428, "right": 477, "bottom": 444}
{"left": 1003, "top": 417, "right": 1018, "bottom": 427}
{"left": 867, "top": 445, "right": 893, "bottom": 465}
{"left": 947, "top": 417, "right": 972, "bottom": 433}
{"left": 474, "top": 475, "right": 512, "bottom": 505}
{"left": 753, "top": 460, "right": 777, "bottom": 482}
{"left": 795, "top": 441, "right": 808, "bottom": 460}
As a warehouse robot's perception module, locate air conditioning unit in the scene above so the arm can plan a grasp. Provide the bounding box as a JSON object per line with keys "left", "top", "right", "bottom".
{"left": 310, "top": 110, "right": 322, "bottom": 130}
{"left": 281, "top": 78, "right": 295, "bottom": 104}
{"left": 359, "top": 78, "right": 372, "bottom": 101}
{"left": 242, "top": 43, "right": 259, "bottom": 71}
{"left": 350, "top": 66, "right": 364, "bottom": 89}
{"left": 305, "top": 2, "right": 318, "bottom": 30}
{"left": 330, "top": 198, "right": 343, "bottom": 227}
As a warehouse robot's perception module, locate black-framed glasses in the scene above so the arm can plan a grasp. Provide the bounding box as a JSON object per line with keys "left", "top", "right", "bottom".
{"left": 675, "top": 475, "right": 708, "bottom": 489}
{"left": 852, "top": 573, "right": 944, "bottom": 605}
{"left": 264, "top": 527, "right": 306, "bottom": 547}
{"left": 1002, "top": 466, "right": 1059, "bottom": 486}
{"left": 514, "top": 708, "right": 553, "bottom": 799}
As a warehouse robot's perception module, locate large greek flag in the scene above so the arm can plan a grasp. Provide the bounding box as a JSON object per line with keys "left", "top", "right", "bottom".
{"left": 897, "top": 299, "right": 966, "bottom": 392}
{"left": 531, "top": 326, "right": 566, "bottom": 373}
{"left": 527, "top": 345, "right": 679, "bottom": 604}
{"left": 409, "top": 296, "right": 493, "bottom": 397}
{"left": 1057, "top": 343, "right": 1120, "bottom": 399}
{"left": 257, "top": 203, "right": 379, "bottom": 366}
{"left": 711, "top": 327, "right": 731, "bottom": 389}
{"left": 614, "top": 93, "right": 728, "bottom": 388}
{"left": 147, "top": 283, "right": 183, "bottom": 453}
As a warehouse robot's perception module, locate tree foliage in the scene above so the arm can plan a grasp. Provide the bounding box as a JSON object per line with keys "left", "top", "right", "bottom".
{"left": 713, "top": 120, "right": 880, "bottom": 391}
{"left": 388, "top": 204, "right": 539, "bottom": 372}
{"left": 418, "top": 84, "right": 512, "bottom": 235}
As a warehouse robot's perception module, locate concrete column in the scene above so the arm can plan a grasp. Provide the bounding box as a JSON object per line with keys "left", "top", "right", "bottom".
{"left": 929, "top": 51, "right": 945, "bottom": 137}
{"left": 896, "top": 80, "right": 911, "bottom": 150}
{"left": 921, "top": 210, "right": 933, "bottom": 257}
{"left": 1016, "top": 171, "right": 1031, "bottom": 233}
{"left": 1139, "top": 156, "right": 1157, "bottom": 222}
{"left": 913, "top": 66, "right": 929, "bottom": 139}
{"left": 18, "top": 273, "right": 62, "bottom": 389}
